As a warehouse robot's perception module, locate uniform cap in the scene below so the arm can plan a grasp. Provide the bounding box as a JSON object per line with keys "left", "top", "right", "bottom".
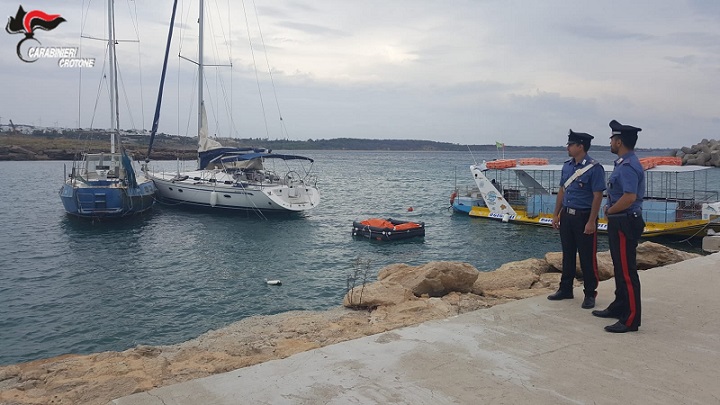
{"left": 609, "top": 119, "right": 642, "bottom": 139}
{"left": 567, "top": 129, "right": 594, "bottom": 147}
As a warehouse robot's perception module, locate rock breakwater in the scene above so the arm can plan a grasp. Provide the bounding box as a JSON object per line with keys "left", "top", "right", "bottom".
{"left": 671, "top": 138, "right": 720, "bottom": 167}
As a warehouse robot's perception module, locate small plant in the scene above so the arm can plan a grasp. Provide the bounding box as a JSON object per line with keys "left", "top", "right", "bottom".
{"left": 346, "top": 257, "right": 372, "bottom": 308}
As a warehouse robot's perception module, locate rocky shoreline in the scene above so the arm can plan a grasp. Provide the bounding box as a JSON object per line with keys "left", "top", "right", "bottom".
{"left": 0, "top": 145, "right": 195, "bottom": 162}
{"left": 0, "top": 242, "right": 698, "bottom": 405}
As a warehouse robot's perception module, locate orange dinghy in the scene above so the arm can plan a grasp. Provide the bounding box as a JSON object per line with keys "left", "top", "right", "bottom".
{"left": 352, "top": 218, "right": 425, "bottom": 241}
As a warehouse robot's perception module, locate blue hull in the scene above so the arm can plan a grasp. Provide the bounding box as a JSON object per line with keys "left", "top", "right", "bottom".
{"left": 59, "top": 181, "right": 156, "bottom": 219}
{"left": 451, "top": 196, "right": 485, "bottom": 214}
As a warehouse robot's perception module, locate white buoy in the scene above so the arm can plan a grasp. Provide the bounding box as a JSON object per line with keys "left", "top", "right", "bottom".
{"left": 502, "top": 213, "right": 510, "bottom": 223}
{"left": 265, "top": 279, "right": 282, "bottom": 286}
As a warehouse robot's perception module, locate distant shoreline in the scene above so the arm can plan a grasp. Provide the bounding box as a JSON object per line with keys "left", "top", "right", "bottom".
{"left": 0, "top": 131, "right": 674, "bottom": 161}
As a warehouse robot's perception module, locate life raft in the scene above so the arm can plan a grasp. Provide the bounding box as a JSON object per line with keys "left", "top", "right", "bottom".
{"left": 485, "top": 159, "right": 517, "bottom": 169}
{"left": 639, "top": 156, "right": 682, "bottom": 170}
{"left": 352, "top": 218, "right": 425, "bottom": 241}
{"left": 518, "top": 158, "right": 549, "bottom": 166}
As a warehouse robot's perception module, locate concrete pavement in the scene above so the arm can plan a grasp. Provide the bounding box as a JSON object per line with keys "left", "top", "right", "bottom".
{"left": 111, "top": 252, "right": 720, "bottom": 405}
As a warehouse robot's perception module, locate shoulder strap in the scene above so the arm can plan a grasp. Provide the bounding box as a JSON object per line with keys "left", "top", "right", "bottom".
{"left": 563, "top": 162, "right": 596, "bottom": 189}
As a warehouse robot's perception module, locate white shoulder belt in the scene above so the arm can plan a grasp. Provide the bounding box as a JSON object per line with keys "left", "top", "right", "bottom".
{"left": 563, "top": 163, "right": 596, "bottom": 189}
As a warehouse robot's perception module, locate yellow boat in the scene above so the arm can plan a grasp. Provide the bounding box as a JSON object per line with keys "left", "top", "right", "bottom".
{"left": 453, "top": 160, "right": 720, "bottom": 238}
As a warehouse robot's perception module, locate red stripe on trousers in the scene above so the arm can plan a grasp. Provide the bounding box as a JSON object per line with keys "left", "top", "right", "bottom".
{"left": 592, "top": 231, "right": 599, "bottom": 284}
{"left": 618, "top": 230, "right": 637, "bottom": 326}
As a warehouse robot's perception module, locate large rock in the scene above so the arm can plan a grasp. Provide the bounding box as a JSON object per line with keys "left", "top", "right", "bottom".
{"left": 471, "top": 258, "right": 548, "bottom": 295}
{"left": 636, "top": 241, "right": 700, "bottom": 268}
{"left": 544, "top": 241, "right": 698, "bottom": 279}
{"left": 545, "top": 251, "right": 614, "bottom": 281}
{"left": 343, "top": 282, "right": 416, "bottom": 308}
{"left": 377, "top": 261, "right": 480, "bottom": 297}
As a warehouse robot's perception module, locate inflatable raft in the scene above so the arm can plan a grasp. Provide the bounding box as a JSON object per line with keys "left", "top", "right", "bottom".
{"left": 352, "top": 218, "right": 425, "bottom": 241}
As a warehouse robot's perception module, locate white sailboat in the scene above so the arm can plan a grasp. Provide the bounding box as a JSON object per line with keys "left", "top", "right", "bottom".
{"left": 146, "top": 0, "right": 320, "bottom": 213}
{"left": 59, "top": 0, "right": 156, "bottom": 219}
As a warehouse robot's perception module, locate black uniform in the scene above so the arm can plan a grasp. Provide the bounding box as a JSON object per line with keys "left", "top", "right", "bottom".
{"left": 594, "top": 120, "right": 645, "bottom": 333}
{"left": 605, "top": 151, "right": 645, "bottom": 330}
{"left": 558, "top": 155, "right": 605, "bottom": 297}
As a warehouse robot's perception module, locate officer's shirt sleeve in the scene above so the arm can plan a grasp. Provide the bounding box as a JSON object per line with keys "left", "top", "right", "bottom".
{"left": 618, "top": 163, "right": 641, "bottom": 194}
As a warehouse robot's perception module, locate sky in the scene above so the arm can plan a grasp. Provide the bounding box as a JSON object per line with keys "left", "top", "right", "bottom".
{"left": 1, "top": 0, "right": 720, "bottom": 148}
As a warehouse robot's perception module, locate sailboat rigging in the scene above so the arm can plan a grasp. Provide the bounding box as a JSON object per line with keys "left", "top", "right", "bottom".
{"left": 146, "top": 0, "right": 320, "bottom": 213}
{"left": 59, "top": 0, "right": 156, "bottom": 219}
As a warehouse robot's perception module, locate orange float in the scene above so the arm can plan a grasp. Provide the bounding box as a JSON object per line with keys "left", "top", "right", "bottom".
{"left": 518, "top": 158, "right": 549, "bottom": 166}
{"left": 486, "top": 159, "right": 517, "bottom": 169}
{"left": 639, "top": 156, "right": 682, "bottom": 170}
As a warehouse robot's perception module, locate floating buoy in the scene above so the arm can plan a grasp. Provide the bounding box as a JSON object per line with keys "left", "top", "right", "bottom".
{"left": 407, "top": 207, "right": 414, "bottom": 212}
{"left": 265, "top": 279, "right": 282, "bottom": 286}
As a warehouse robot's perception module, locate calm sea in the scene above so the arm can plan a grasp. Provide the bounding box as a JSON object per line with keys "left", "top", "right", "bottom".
{"left": 1, "top": 149, "right": 716, "bottom": 365}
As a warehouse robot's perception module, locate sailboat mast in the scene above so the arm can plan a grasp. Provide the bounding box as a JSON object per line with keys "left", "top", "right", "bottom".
{"left": 108, "top": 0, "right": 118, "bottom": 154}
{"left": 197, "top": 0, "right": 204, "bottom": 143}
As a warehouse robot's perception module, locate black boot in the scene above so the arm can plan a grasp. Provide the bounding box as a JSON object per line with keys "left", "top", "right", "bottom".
{"left": 547, "top": 290, "right": 574, "bottom": 300}
{"left": 581, "top": 296, "right": 595, "bottom": 309}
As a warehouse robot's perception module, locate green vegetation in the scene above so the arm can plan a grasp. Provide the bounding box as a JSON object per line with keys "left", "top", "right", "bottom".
{"left": 1, "top": 128, "right": 671, "bottom": 161}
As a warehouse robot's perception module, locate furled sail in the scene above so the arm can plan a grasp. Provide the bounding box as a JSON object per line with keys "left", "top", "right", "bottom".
{"left": 197, "top": 102, "right": 223, "bottom": 152}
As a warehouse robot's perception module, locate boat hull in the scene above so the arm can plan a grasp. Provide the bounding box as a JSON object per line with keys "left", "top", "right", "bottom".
{"left": 149, "top": 171, "right": 320, "bottom": 213}
{"left": 59, "top": 180, "right": 156, "bottom": 219}
{"left": 466, "top": 206, "right": 718, "bottom": 238}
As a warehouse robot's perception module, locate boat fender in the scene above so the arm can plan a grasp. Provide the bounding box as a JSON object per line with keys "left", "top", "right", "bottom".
{"left": 450, "top": 191, "right": 457, "bottom": 205}
{"left": 210, "top": 191, "right": 218, "bottom": 207}
{"left": 265, "top": 279, "right": 282, "bottom": 286}
{"left": 502, "top": 213, "right": 510, "bottom": 223}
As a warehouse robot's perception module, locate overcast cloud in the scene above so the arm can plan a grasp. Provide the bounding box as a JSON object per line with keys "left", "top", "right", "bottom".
{"left": 1, "top": 0, "right": 719, "bottom": 148}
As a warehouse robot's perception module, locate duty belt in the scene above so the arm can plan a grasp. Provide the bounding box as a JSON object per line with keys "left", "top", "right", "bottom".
{"left": 607, "top": 211, "right": 641, "bottom": 219}
{"left": 565, "top": 207, "right": 590, "bottom": 215}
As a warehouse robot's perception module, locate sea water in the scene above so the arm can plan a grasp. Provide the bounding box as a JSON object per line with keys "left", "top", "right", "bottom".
{"left": 1, "top": 149, "right": 715, "bottom": 365}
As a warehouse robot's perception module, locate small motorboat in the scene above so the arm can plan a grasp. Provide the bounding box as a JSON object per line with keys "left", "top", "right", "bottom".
{"left": 352, "top": 218, "right": 425, "bottom": 241}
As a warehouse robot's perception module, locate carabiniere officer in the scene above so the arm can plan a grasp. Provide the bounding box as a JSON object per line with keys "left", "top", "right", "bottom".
{"left": 592, "top": 120, "right": 645, "bottom": 333}
{"left": 548, "top": 130, "right": 605, "bottom": 309}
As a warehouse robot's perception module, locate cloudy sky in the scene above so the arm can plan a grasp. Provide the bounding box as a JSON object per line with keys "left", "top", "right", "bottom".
{"left": 2, "top": 0, "right": 719, "bottom": 148}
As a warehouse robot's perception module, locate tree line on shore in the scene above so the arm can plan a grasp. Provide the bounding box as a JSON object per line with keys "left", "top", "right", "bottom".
{"left": 0, "top": 128, "right": 710, "bottom": 163}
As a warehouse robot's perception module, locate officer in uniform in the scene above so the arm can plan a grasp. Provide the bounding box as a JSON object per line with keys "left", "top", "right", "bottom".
{"left": 592, "top": 120, "right": 645, "bottom": 333}
{"left": 548, "top": 130, "right": 605, "bottom": 309}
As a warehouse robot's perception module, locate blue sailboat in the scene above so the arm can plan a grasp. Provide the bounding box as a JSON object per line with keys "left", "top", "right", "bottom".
{"left": 59, "top": 0, "right": 155, "bottom": 219}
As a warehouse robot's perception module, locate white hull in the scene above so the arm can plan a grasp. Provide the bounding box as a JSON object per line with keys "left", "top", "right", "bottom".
{"left": 149, "top": 169, "right": 319, "bottom": 212}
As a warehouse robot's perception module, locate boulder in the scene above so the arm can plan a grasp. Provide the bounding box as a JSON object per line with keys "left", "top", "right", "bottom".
{"left": 636, "top": 241, "right": 700, "bottom": 269}
{"left": 471, "top": 258, "right": 548, "bottom": 295}
{"left": 377, "top": 261, "right": 480, "bottom": 297}
{"left": 678, "top": 139, "right": 720, "bottom": 167}
{"left": 343, "top": 282, "right": 415, "bottom": 308}
{"left": 708, "top": 151, "right": 720, "bottom": 167}
{"left": 545, "top": 251, "right": 615, "bottom": 281}
{"left": 545, "top": 241, "right": 699, "bottom": 279}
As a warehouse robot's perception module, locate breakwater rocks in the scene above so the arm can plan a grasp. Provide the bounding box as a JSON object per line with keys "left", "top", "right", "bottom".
{"left": 671, "top": 138, "right": 720, "bottom": 167}
{"left": 0, "top": 242, "right": 698, "bottom": 405}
